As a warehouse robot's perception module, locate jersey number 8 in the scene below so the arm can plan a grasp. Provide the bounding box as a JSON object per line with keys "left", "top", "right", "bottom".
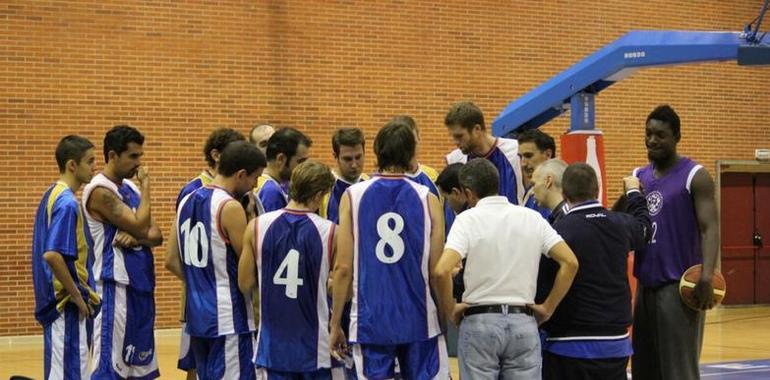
{"left": 376, "top": 212, "right": 405, "bottom": 264}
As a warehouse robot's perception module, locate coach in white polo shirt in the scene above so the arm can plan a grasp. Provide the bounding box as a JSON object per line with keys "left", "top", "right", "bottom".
{"left": 432, "top": 158, "right": 578, "bottom": 379}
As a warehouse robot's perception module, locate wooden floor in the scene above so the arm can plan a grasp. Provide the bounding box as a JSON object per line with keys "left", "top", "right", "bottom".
{"left": 2, "top": 306, "right": 769, "bottom": 379}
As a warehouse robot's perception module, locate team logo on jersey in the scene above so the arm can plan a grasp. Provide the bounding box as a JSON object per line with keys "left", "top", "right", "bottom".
{"left": 646, "top": 191, "right": 664, "bottom": 216}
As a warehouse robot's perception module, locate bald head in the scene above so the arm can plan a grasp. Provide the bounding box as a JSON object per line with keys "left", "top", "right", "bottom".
{"left": 531, "top": 158, "right": 568, "bottom": 210}
{"left": 249, "top": 124, "right": 275, "bottom": 155}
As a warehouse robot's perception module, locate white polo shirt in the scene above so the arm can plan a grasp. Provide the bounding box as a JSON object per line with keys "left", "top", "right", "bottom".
{"left": 445, "top": 195, "right": 563, "bottom": 306}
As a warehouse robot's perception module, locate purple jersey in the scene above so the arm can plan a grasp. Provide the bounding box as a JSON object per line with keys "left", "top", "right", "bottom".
{"left": 633, "top": 157, "right": 703, "bottom": 287}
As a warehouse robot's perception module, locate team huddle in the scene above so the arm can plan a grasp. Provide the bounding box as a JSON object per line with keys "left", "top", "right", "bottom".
{"left": 32, "top": 101, "right": 719, "bottom": 380}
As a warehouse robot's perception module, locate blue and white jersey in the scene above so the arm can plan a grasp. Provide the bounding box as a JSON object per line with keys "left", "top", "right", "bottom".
{"left": 175, "top": 170, "right": 214, "bottom": 209}
{"left": 83, "top": 173, "right": 154, "bottom": 292}
{"left": 320, "top": 172, "right": 368, "bottom": 224}
{"left": 32, "top": 182, "right": 97, "bottom": 326}
{"left": 176, "top": 185, "right": 255, "bottom": 338}
{"left": 347, "top": 175, "right": 441, "bottom": 345}
{"left": 406, "top": 164, "right": 440, "bottom": 197}
{"left": 446, "top": 137, "right": 525, "bottom": 205}
{"left": 256, "top": 174, "right": 289, "bottom": 213}
{"left": 254, "top": 209, "right": 335, "bottom": 372}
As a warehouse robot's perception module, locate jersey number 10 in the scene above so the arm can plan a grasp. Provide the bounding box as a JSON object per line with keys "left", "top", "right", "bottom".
{"left": 180, "top": 219, "right": 209, "bottom": 268}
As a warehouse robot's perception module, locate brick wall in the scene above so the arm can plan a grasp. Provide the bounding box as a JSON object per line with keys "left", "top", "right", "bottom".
{"left": 1, "top": 1, "right": 768, "bottom": 336}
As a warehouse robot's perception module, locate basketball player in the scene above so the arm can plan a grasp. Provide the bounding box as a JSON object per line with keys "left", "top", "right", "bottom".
{"left": 174, "top": 128, "right": 247, "bottom": 379}
{"left": 320, "top": 127, "right": 368, "bottom": 224}
{"left": 32, "top": 135, "right": 99, "bottom": 380}
{"left": 249, "top": 124, "right": 276, "bottom": 156}
{"left": 394, "top": 115, "right": 441, "bottom": 197}
{"left": 436, "top": 162, "right": 467, "bottom": 238}
{"left": 238, "top": 161, "right": 341, "bottom": 378}
{"left": 445, "top": 101, "right": 525, "bottom": 205}
{"left": 255, "top": 128, "right": 312, "bottom": 212}
{"left": 84, "top": 125, "right": 163, "bottom": 379}
{"left": 517, "top": 129, "right": 556, "bottom": 218}
{"left": 631, "top": 105, "right": 720, "bottom": 380}
{"left": 330, "top": 120, "right": 450, "bottom": 379}
{"left": 165, "top": 141, "right": 265, "bottom": 380}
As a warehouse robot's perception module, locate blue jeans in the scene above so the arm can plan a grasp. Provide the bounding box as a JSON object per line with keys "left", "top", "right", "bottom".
{"left": 458, "top": 312, "right": 541, "bottom": 380}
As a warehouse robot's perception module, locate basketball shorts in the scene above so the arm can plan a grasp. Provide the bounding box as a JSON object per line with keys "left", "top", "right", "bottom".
{"left": 43, "top": 303, "right": 90, "bottom": 380}
{"left": 351, "top": 335, "right": 449, "bottom": 380}
{"left": 191, "top": 333, "right": 255, "bottom": 380}
{"left": 256, "top": 367, "right": 347, "bottom": 380}
{"left": 177, "top": 323, "right": 196, "bottom": 371}
{"left": 91, "top": 281, "right": 159, "bottom": 380}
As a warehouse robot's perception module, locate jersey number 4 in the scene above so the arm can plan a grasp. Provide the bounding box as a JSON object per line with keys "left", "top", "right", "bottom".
{"left": 180, "top": 219, "right": 209, "bottom": 268}
{"left": 273, "top": 249, "right": 304, "bottom": 299}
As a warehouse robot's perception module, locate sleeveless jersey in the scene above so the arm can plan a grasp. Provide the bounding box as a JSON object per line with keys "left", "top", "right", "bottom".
{"left": 176, "top": 185, "right": 255, "bottom": 337}
{"left": 446, "top": 137, "right": 524, "bottom": 205}
{"left": 254, "top": 210, "right": 335, "bottom": 371}
{"left": 320, "top": 172, "right": 368, "bottom": 224}
{"left": 83, "top": 173, "right": 154, "bottom": 292}
{"left": 175, "top": 170, "right": 214, "bottom": 209}
{"left": 347, "top": 175, "right": 441, "bottom": 344}
{"left": 633, "top": 157, "right": 703, "bottom": 287}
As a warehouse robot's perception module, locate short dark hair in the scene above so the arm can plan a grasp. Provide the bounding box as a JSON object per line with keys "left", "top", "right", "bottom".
{"left": 391, "top": 115, "right": 417, "bottom": 131}
{"left": 103, "top": 125, "right": 144, "bottom": 162}
{"left": 436, "top": 163, "right": 464, "bottom": 193}
{"left": 203, "top": 128, "right": 245, "bottom": 168}
{"left": 445, "top": 101, "right": 485, "bottom": 131}
{"left": 331, "top": 128, "right": 365, "bottom": 156}
{"left": 458, "top": 158, "right": 499, "bottom": 198}
{"left": 373, "top": 119, "right": 415, "bottom": 172}
{"left": 562, "top": 163, "right": 599, "bottom": 203}
{"left": 646, "top": 105, "right": 681, "bottom": 140}
{"left": 218, "top": 141, "right": 267, "bottom": 177}
{"left": 517, "top": 129, "right": 557, "bottom": 157}
{"left": 288, "top": 161, "right": 335, "bottom": 205}
{"left": 56, "top": 135, "right": 94, "bottom": 173}
{"left": 265, "top": 127, "right": 312, "bottom": 161}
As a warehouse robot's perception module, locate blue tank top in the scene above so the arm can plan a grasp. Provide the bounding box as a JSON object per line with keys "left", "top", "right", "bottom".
{"left": 634, "top": 157, "right": 703, "bottom": 287}
{"left": 176, "top": 186, "right": 255, "bottom": 337}
{"left": 347, "top": 175, "right": 441, "bottom": 344}
{"left": 254, "top": 210, "right": 335, "bottom": 371}
{"left": 83, "top": 173, "right": 154, "bottom": 292}
{"left": 446, "top": 138, "right": 524, "bottom": 205}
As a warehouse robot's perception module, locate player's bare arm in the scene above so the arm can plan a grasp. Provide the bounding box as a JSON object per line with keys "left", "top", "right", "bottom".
{"left": 432, "top": 248, "right": 462, "bottom": 326}
{"left": 87, "top": 167, "right": 152, "bottom": 240}
{"left": 427, "top": 193, "right": 445, "bottom": 273}
{"left": 329, "top": 193, "right": 353, "bottom": 358}
{"left": 238, "top": 218, "right": 258, "bottom": 294}
{"left": 164, "top": 224, "right": 184, "bottom": 281}
{"left": 692, "top": 167, "right": 720, "bottom": 310}
{"left": 220, "top": 200, "right": 248, "bottom": 258}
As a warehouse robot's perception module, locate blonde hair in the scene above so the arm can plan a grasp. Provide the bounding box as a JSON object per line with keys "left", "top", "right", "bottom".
{"left": 288, "top": 161, "right": 335, "bottom": 205}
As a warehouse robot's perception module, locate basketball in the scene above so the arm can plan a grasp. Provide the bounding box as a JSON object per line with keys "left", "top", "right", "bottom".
{"left": 679, "top": 264, "right": 727, "bottom": 310}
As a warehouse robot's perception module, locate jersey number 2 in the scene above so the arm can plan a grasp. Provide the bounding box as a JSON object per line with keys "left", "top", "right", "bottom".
{"left": 274, "top": 249, "right": 304, "bottom": 299}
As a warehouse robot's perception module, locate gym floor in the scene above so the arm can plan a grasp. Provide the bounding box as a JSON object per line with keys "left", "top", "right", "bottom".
{"left": 1, "top": 306, "right": 768, "bottom": 379}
